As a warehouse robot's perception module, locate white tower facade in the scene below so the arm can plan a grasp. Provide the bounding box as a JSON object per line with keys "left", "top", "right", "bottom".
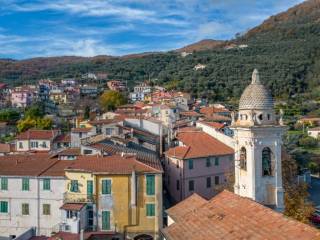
{"left": 231, "top": 69, "right": 286, "bottom": 210}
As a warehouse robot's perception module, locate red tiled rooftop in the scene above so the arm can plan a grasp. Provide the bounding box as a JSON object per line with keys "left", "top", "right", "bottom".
{"left": 166, "top": 130, "right": 233, "bottom": 159}
{"left": 65, "top": 155, "right": 162, "bottom": 174}
{"left": 58, "top": 147, "right": 81, "bottom": 156}
{"left": 166, "top": 193, "right": 207, "bottom": 222}
{"left": 60, "top": 203, "right": 86, "bottom": 211}
{"left": 16, "top": 129, "right": 60, "bottom": 140}
{"left": 198, "top": 120, "right": 225, "bottom": 129}
{"left": 54, "top": 133, "right": 71, "bottom": 143}
{"left": 162, "top": 190, "right": 320, "bottom": 240}
{"left": 71, "top": 127, "right": 92, "bottom": 133}
{"left": 0, "top": 143, "right": 10, "bottom": 153}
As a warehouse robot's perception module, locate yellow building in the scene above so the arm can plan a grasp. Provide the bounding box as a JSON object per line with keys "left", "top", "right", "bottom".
{"left": 62, "top": 155, "right": 163, "bottom": 240}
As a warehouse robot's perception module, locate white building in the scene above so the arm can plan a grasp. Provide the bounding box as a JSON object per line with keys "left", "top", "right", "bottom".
{"left": 130, "top": 83, "right": 152, "bottom": 102}
{"left": 231, "top": 69, "right": 286, "bottom": 210}
{"left": 0, "top": 155, "right": 69, "bottom": 237}
{"left": 15, "top": 129, "right": 60, "bottom": 152}
{"left": 308, "top": 127, "right": 320, "bottom": 139}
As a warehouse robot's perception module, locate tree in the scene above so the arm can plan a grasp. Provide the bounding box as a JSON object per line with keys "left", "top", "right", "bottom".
{"left": 282, "top": 150, "right": 315, "bottom": 224}
{"left": 24, "top": 104, "right": 44, "bottom": 119}
{"left": 99, "top": 90, "right": 127, "bottom": 111}
{"left": 17, "top": 117, "right": 53, "bottom": 132}
{"left": 0, "top": 109, "right": 20, "bottom": 122}
{"left": 298, "top": 136, "right": 318, "bottom": 148}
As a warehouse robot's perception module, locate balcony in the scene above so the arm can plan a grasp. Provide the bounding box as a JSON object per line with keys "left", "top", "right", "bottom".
{"left": 63, "top": 192, "right": 95, "bottom": 203}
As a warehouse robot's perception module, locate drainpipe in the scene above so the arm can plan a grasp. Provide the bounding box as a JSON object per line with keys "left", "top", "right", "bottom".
{"left": 80, "top": 229, "right": 84, "bottom": 240}
{"left": 37, "top": 177, "right": 40, "bottom": 235}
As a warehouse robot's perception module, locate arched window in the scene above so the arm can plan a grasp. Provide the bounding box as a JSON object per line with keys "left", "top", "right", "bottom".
{"left": 240, "top": 147, "right": 247, "bottom": 170}
{"left": 258, "top": 114, "right": 263, "bottom": 121}
{"left": 267, "top": 114, "right": 271, "bottom": 120}
{"left": 262, "top": 147, "right": 272, "bottom": 176}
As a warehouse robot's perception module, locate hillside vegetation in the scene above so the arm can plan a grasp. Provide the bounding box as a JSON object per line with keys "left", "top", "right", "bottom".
{"left": 1, "top": 0, "right": 320, "bottom": 107}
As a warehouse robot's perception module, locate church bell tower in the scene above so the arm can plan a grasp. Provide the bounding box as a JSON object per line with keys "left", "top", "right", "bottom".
{"left": 231, "top": 69, "right": 286, "bottom": 210}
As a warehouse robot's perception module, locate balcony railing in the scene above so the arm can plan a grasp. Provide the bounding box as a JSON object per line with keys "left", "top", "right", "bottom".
{"left": 63, "top": 192, "right": 95, "bottom": 203}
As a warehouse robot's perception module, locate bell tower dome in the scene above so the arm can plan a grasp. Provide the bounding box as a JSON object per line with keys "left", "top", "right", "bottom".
{"left": 231, "top": 69, "right": 286, "bottom": 211}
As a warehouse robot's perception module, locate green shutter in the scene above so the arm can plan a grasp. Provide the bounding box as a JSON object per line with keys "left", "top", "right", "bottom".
{"left": 1, "top": 177, "right": 8, "bottom": 190}
{"left": 102, "top": 211, "right": 110, "bottom": 230}
{"left": 70, "top": 180, "right": 78, "bottom": 192}
{"left": 43, "top": 179, "right": 50, "bottom": 191}
{"left": 102, "top": 179, "right": 111, "bottom": 194}
{"left": 188, "top": 160, "right": 193, "bottom": 169}
{"left": 43, "top": 204, "right": 50, "bottom": 215}
{"left": 22, "top": 203, "right": 29, "bottom": 215}
{"left": 214, "top": 157, "right": 219, "bottom": 166}
{"left": 87, "top": 180, "right": 93, "bottom": 196}
{"left": 22, "top": 178, "right": 29, "bottom": 191}
{"left": 146, "top": 175, "right": 155, "bottom": 195}
{"left": 0, "top": 201, "right": 8, "bottom": 213}
{"left": 146, "top": 203, "right": 155, "bottom": 217}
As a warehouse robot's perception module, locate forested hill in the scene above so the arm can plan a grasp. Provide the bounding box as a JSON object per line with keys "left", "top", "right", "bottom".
{"left": 1, "top": 0, "right": 320, "bottom": 104}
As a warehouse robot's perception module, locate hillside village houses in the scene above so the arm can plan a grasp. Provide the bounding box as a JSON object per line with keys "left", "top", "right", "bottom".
{"left": 0, "top": 69, "right": 319, "bottom": 239}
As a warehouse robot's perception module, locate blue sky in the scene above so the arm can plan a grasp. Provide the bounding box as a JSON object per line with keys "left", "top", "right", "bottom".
{"left": 0, "top": 0, "right": 304, "bottom": 59}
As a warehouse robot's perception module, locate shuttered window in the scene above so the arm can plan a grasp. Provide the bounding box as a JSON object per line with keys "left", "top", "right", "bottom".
{"left": 22, "top": 203, "right": 29, "bottom": 215}
{"left": 0, "top": 201, "right": 8, "bottom": 213}
{"left": 43, "top": 179, "right": 51, "bottom": 191}
{"left": 22, "top": 178, "right": 29, "bottom": 191}
{"left": 146, "top": 175, "right": 155, "bottom": 196}
{"left": 87, "top": 180, "right": 93, "bottom": 196}
{"left": 1, "top": 177, "right": 8, "bottom": 190}
{"left": 102, "top": 179, "right": 111, "bottom": 195}
{"left": 43, "top": 204, "right": 50, "bottom": 215}
{"left": 70, "top": 180, "right": 79, "bottom": 192}
{"left": 102, "top": 211, "right": 110, "bottom": 230}
{"left": 146, "top": 203, "right": 155, "bottom": 217}
{"left": 188, "top": 159, "right": 194, "bottom": 169}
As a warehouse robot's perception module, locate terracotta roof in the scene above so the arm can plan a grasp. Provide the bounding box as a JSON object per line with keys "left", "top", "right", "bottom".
{"left": 202, "top": 113, "right": 231, "bottom": 122}
{"left": 40, "top": 160, "right": 73, "bottom": 177}
{"left": 166, "top": 130, "right": 233, "bottom": 159}
{"left": 48, "top": 231, "right": 118, "bottom": 240}
{"left": 60, "top": 203, "right": 86, "bottom": 211}
{"left": 0, "top": 143, "right": 10, "bottom": 153}
{"left": 200, "top": 106, "right": 230, "bottom": 115}
{"left": 88, "top": 119, "right": 119, "bottom": 125}
{"left": 58, "top": 148, "right": 81, "bottom": 156}
{"left": 180, "top": 111, "right": 202, "bottom": 117}
{"left": 71, "top": 128, "right": 92, "bottom": 133}
{"left": 0, "top": 154, "right": 56, "bottom": 176}
{"left": 166, "top": 193, "right": 207, "bottom": 222}
{"left": 162, "top": 190, "right": 320, "bottom": 240}
{"left": 198, "top": 121, "right": 225, "bottom": 129}
{"left": 16, "top": 129, "right": 60, "bottom": 140}
{"left": 65, "top": 155, "right": 162, "bottom": 174}
{"left": 54, "top": 133, "right": 71, "bottom": 143}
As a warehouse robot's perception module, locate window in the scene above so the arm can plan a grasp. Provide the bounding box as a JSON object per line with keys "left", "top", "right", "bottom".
{"left": 176, "top": 160, "right": 179, "bottom": 168}
{"left": 0, "top": 201, "right": 8, "bottom": 213}
{"left": 188, "top": 159, "right": 194, "bottom": 170}
{"left": 70, "top": 180, "right": 79, "bottom": 192}
{"left": 31, "top": 141, "right": 38, "bottom": 148}
{"left": 87, "top": 180, "right": 93, "bottom": 196}
{"left": 214, "top": 157, "right": 219, "bottom": 166}
{"left": 102, "top": 211, "right": 110, "bottom": 230}
{"left": 262, "top": 147, "right": 272, "bottom": 176}
{"left": 19, "top": 142, "right": 23, "bottom": 149}
{"left": 206, "top": 158, "right": 211, "bottom": 167}
{"left": 102, "top": 179, "right": 111, "bottom": 195}
{"left": 188, "top": 180, "right": 194, "bottom": 191}
{"left": 176, "top": 180, "right": 180, "bottom": 191}
{"left": 267, "top": 114, "right": 271, "bottom": 120}
{"left": 43, "top": 204, "right": 50, "bottom": 215}
{"left": 84, "top": 149, "right": 93, "bottom": 155}
{"left": 206, "top": 177, "right": 211, "bottom": 188}
{"left": 22, "top": 203, "right": 29, "bottom": 215}
{"left": 240, "top": 147, "right": 247, "bottom": 170}
{"left": 1, "top": 177, "right": 8, "bottom": 190}
{"left": 146, "top": 203, "right": 155, "bottom": 217}
{"left": 215, "top": 176, "right": 220, "bottom": 185}
{"left": 22, "top": 178, "right": 30, "bottom": 191}
{"left": 42, "top": 141, "right": 47, "bottom": 148}
{"left": 258, "top": 114, "right": 263, "bottom": 121}
{"left": 67, "top": 210, "right": 78, "bottom": 219}
{"left": 146, "top": 175, "right": 155, "bottom": 196}
{"left": 43, "top": 179, "right": 51, "bottom": 191}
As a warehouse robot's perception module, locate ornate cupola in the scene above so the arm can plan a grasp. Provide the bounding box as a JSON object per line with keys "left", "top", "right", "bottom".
{"left": 233, "top": 69, "right": 276, "bottom": 127}
{"left": 231, "top": 69, "right": 286, "bottom": 211}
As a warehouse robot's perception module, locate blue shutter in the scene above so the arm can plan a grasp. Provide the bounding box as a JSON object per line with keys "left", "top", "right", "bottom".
{"left": 146, "top": 175, "right": 155, "bottom": 195}
{"left": 102, "top": 211, "right": 110, "bottom": 230}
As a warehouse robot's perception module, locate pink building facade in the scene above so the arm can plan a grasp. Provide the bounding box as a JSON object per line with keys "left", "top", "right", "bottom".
{"left": 11, "top": 89, "right": 36, "bottom": 108}
{"left": 164, "top": 129, "right": 234, "bottom": 202}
